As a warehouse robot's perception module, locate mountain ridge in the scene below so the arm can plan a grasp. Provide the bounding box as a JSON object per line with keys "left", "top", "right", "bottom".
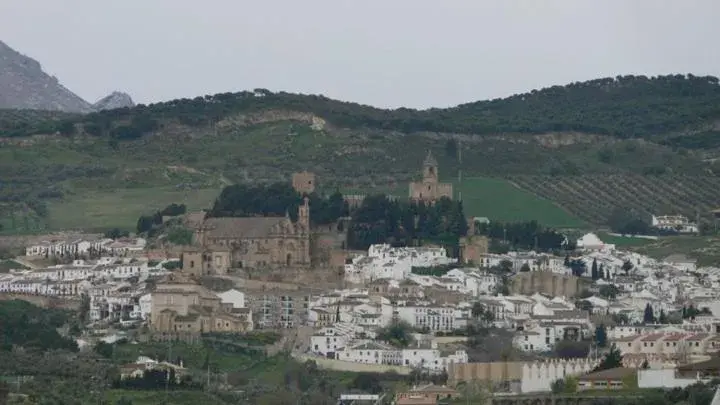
{"left": 0, "top": 40, "right": 133, "bottom": 114}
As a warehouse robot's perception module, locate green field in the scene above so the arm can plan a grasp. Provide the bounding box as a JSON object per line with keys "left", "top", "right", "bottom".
{"left": 628, "top": 235, "right": 720, "bottom": 266}
{"left": 44, "top": 187, "right": 220, "bottom": 232}
{"left": 596, "top": 232, "right": 656, "bottom": 248}
{"left": 456, "top": 177, "right": 585, "bottom": 228}
{"left": 0, "top": 259, "right": 28, "bottom": 272}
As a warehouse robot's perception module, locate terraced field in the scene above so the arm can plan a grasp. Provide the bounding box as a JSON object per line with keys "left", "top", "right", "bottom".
{"left": 509, "top": 175, "right": 720, "bottom": 225}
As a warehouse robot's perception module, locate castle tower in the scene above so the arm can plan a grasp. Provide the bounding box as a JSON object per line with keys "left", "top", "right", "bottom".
{"left": 298, "top": 196, "right": 310, "bottom": 231}
{"left": 292, "top": 171, "right": 316, "bottom": 195}
{"left": 422, "top": 150, "right": 438, "bottom": 183}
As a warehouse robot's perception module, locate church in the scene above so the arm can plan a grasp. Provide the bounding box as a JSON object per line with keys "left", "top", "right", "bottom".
{"left": 408, "top": 150, "right": 453, "bottom": 202}
{"left": 182, "top": 197, "right": 311, "bottom": 275}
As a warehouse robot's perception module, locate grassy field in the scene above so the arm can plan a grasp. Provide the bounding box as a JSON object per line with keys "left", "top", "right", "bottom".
{"left": 456, "top": 177, "right": 585, "bottom": 228}
{"left": 0, "top": 259, "right": 28, "bottom": 272}
{"left": 596, "top": 232, "right": 656, "bottom": 248}
{"left": 628, "top": 235, "right": 720, "bottom": 266}
{"left": 44, "top": 187, "right": 220, "bottom": 232}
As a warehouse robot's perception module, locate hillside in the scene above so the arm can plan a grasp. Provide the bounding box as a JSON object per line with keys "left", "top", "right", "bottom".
{"left": 0, "top": 40, "right": 134, "bottom": 115}
{"left": 2, "top": 74, "right": 720, "bottom": 232}
{"left": 7, "top": 73, "right": 720, "bottom": 139}
{"left": 0, "top": 40, "right": 92, "bottom": 113}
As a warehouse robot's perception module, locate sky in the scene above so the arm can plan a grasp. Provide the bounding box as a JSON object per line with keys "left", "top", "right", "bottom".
{"left": 1, "top": 0, "right": 719, "bottom": 109}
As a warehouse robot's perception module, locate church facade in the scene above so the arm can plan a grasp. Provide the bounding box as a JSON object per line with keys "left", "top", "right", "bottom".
{"left": 409, "top": 151, "right": 453, "bottom": 202}
{"left": 182, "top": 198, "right": 311, "bottom": 275}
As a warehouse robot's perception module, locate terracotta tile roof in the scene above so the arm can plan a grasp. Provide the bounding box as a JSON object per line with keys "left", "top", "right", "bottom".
{"left": 686, "top": 333, "right": 711, "bottom": 341}
{"left": 641, "top": 333, "right": 665, "bottom": 342}
{"left": 663, "top": 334, "right": 687, "bottom": 342}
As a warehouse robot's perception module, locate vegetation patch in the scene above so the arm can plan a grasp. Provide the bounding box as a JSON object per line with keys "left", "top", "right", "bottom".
{"left": 46, "top": 187, "right": 218, "bottom": 232}
{"left": 0, "top": 260, "right": 28, "bottom": 273}
{"left": 458, "top": 177, "right": 584, "bottom": 228}
{"left": 510, "top": 174, "right": 720, "bottom": 226}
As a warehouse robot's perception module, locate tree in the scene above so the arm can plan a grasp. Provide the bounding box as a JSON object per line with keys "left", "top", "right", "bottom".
{"left": 570, "top": 259, "right": 587, "bottom": 277}
{"left": 78, "top": 293, "right": 91, "bottom": 325}
{"left": 551, "top": 376, "right": 578, "bottom": 394}
{"left": 554, "top": 341, "right": 590, "bottom": 359}
{"left": 520, "top": 263, "right": 531, "bottom": 272}
{"left": 594, "top": 344, "right": 623, "bottom": 371}
{"left": 595, "top": 324, "right": 608, "bottom": 348}
{"left": 598, "top": 263, "right": 605, "bottom": 280}
{"left": 377, "top": 320, "right": 414, "bottom": 348}
{"left": 104, "top": 227, "right": 129, "bottom": 239}
{"left": 136, "top": 215, "right": 155, "bottom": 234}
{"left": 0, "top": 381, "right": 8, "bottom": 405}
{"left": 658, "top": 309, "right": 668, "bottom": 324}
{"left": 641, "top": 359, "right": 649, "bottom": 369}
{"left": 591, "top": 258, "right": 599, "bottom": 280}
{"left": 598, "top": 284, "right": 619, "bottom": 300}
{"left": 564, "top": 255, "right": 570, "bottom": 267}
{"left": 158, "top": 203, "right": 187, "bottom": 217}
{"left": 643, "top": 303, "right": 655, "bottom": 324}
{"left": 622, "top": 260, "right": 634, "bottom": 275}
{"left": 471, "top": 302, "right": 486, "bottom": 319}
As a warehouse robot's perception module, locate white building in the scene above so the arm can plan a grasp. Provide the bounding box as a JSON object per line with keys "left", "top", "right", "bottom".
{"left": 395, "top": 303, "right": 466, "bottom": 332}
{"left": 310, "top": 323, "right": 358, "bottom": 357}
{"left": 576, "top": 233, "right": 615, "bottom": 252}
{"left": 335, "top": 340, "right": 468, "bottom": 373}
{"left": 652, "top": 215, "right": 698, "bottom": 234}
{"left": 344, "top": 244, "right": 456, "bottom": 283}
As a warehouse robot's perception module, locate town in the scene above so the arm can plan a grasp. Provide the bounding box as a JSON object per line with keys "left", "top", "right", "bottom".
{"left": 3, "top": 156, "right": 720, "bottom": 405}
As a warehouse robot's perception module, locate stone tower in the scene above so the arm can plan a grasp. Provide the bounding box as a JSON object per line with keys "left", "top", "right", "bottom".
{"left": 292, "top": 171, "right": 316, "bottom": 195}
{"left": 298, "top": 196, "right": 310, "bottom": 232}
{"left": 423, "top": 150, "right": 439, "bottom": 182}
{"left": 409, "top": 150, "right": 453, "bottom": 202}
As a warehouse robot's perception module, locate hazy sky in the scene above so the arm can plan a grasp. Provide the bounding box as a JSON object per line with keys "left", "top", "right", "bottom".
{"left": 1, "top": 0, "right": 718, "bottom": 108}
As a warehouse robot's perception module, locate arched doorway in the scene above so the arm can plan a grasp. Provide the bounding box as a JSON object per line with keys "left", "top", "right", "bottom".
{"left": 286, "top": 253, "right": 292, "bottom": 266}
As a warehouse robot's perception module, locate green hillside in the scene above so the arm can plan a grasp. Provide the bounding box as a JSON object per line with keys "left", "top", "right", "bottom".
{"left": 2, "top": 74, "right": 720, "bottom": 232}
{"left": 457, "top": 177, "right": 584, "bottom": 228}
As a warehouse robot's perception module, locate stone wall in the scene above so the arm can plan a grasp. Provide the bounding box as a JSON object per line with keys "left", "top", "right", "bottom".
{"left": 520, "top": 358, "right": 597, "bottom": 393}
{"left": 293, "top": 353, "right": 412, "bottom": 374}
{"left": 449, "top": 358, "right": 598, "bottom": 394}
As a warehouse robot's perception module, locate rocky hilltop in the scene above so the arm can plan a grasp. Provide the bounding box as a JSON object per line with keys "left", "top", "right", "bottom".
{"left": 92, "top": 91, "right": 135, "bottom": 111}
{"left": 0, "top": 40, "right": 132, "bottom": 113}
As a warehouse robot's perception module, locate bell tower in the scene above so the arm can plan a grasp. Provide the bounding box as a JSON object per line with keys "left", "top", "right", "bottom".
{"left": 298, "top": 196, "right": 310, "bottom": 231}
{"left": 422, "top": 150, "right": 438, "bottom": 183}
